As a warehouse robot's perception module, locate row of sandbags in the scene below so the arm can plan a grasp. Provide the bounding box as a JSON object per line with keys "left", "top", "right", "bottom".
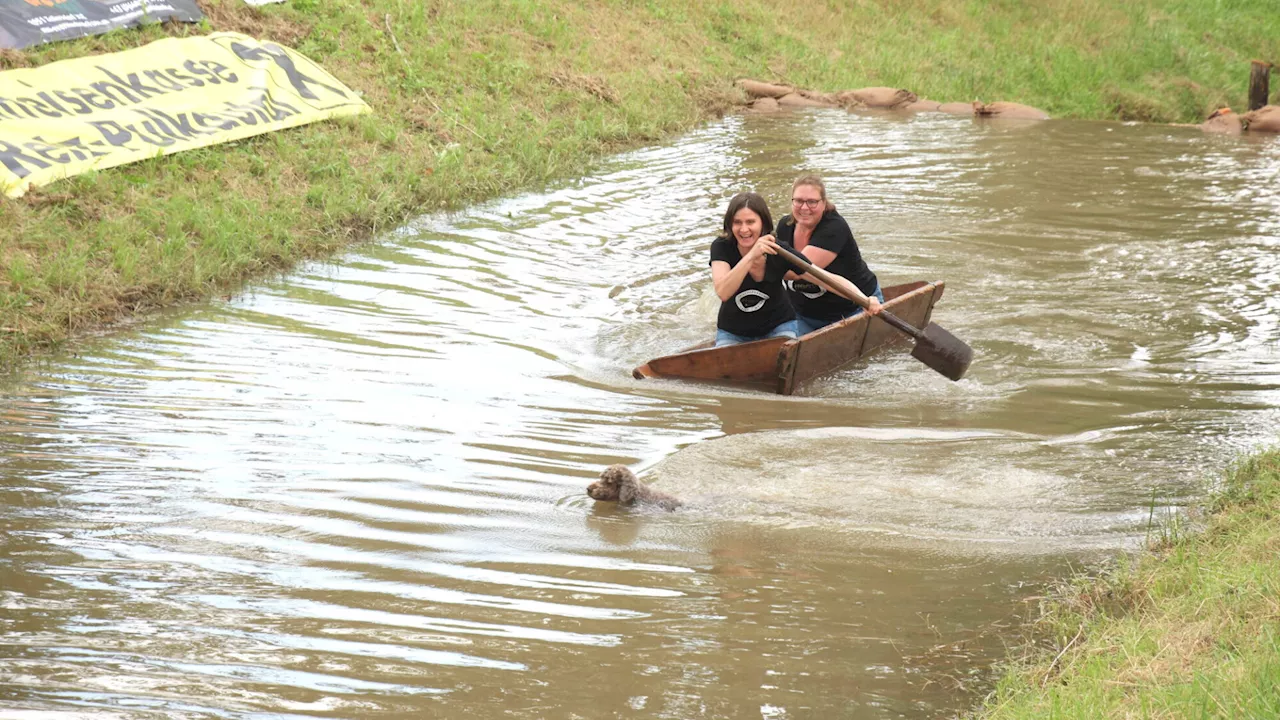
{"left": 738, "top": 79, "right": 1050, "bottom": 119}
{"left": 738, "top": 79, "right": 1280, "bottom": 134}
{"left": 1196, "top": 106, "right": 1280, "bottom": 134}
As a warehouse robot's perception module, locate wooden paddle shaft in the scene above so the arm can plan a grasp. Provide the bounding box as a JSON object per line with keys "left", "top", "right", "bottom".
{"left": 777, "top": 245, "right": 923, "bottom": 340}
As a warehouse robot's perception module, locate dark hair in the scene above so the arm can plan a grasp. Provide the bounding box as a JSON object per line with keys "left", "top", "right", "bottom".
{"left": 720, "top": 192, "right": 774, "bottom": 239}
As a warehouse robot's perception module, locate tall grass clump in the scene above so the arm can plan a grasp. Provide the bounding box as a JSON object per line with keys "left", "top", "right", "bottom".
{"left": 976, "top": 447, "right": 1280, "bottom": 719}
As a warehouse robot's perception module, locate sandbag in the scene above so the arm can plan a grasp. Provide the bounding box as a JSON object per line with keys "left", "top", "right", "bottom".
{"left": 904, "top": 99, "right": 942, "bottom": 112}
{"left": 797, "top": 89, "right": 839, "bottom": 105}
{"left": 1199, "top": 108, "right": 1242, "bottom": 135}
{"left": 1244, "top": 105, "right": 1280, "bottom": 133}
{"left": 749, "top": 97, "right": 780, "bottom": 113}
{"left": 837, "top": 87, "right": 918, "bottom": 109}
{"left": 974, "top": 101, "right": 1050, "bottom": 120}
{"left": 936, "top": 102, "right": 976, "bottom": 116}
{"left": 737, "top": 79, "right": 794, "bottom": 99}
{"left": 778, "top": 92, "right": 835, "bottom": 108}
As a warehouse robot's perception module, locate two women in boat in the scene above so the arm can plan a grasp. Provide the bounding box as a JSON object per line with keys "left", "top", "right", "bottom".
{"left": 709, "top": 178, "right": 881, "bottom": 347}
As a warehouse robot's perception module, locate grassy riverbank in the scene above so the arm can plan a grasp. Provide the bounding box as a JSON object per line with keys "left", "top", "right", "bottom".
{"left": 2, "top": 0, "right": 1278, "bottom": 367}
{"left": 977, "top": 447, "right": 1280, "bottom": 719}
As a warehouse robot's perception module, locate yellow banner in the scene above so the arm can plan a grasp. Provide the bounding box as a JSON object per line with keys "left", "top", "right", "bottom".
{"left": 0, "top": 31, "right": 370, "bottom": 197}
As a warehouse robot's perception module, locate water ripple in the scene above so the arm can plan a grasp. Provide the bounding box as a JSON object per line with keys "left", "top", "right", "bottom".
{"left": 3, "top": 110, "right": 1279, "bottom": 718}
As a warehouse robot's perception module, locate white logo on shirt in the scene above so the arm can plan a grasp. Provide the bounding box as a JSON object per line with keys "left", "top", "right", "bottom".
{"left": 785, "top": 280, "right": 826, "bottom": 299}
{"left": 735, "top": 289, "right": 769, "bottom": 312}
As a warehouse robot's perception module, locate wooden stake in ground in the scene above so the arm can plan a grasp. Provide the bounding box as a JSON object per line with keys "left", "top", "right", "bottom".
{"left": 1248, "top": 60, "right": 1272, "bottom": 111}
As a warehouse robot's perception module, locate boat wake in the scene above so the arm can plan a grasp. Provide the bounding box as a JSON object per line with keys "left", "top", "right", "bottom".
{"left": 642, "top": 426, "right": 1178, "bottom": 556}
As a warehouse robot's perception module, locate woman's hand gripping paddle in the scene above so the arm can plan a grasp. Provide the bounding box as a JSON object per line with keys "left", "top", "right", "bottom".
{"left": 778, "top": 245, "right": 973, "bottom": 381}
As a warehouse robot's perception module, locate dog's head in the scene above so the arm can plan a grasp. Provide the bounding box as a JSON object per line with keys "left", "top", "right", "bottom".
{"left": 587, "top": 464, "right": 639, "bottom": 504}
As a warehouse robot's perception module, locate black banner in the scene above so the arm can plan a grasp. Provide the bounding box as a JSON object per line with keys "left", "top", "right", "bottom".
{"left": 0, "top": 0, "right": 202, "bottom": 49}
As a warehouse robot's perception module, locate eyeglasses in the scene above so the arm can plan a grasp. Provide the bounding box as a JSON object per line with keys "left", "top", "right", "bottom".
{"left": 792, "top": 198, "right": 822, "bottom": 208}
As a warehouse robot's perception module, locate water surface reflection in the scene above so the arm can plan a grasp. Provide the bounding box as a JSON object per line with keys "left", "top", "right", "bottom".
{"left": 2, "top": 111, "right": 1278, "bottom": 718}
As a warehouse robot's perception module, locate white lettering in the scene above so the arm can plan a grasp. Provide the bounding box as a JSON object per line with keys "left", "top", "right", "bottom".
{"left": 785, "top": 279, "right": 825, "bottom": 299}
{"left": 735, "top": 289, "right": 770, "bottom": 313}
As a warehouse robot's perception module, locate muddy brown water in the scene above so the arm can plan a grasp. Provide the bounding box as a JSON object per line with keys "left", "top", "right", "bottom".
{"left": 2, "top": 110, "right": 1279, "bottom": 718}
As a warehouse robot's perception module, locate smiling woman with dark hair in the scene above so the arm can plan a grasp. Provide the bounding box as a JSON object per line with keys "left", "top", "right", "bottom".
{"left": 707, "top": 192, "right": 799, "bottom": 347}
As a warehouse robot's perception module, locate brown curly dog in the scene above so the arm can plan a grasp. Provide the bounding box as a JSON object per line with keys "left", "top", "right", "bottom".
{"left": 587, "top": 465, "right": 682, "bottom": 511}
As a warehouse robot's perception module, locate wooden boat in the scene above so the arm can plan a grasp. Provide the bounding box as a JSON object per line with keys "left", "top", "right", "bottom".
{"left": 632, "top": 280, "right": 946, "bottom": 395}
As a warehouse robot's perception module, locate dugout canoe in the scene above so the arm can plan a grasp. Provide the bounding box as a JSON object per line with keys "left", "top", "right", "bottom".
{"left": 632, "top": 280, "right": 946, "bottom": 395}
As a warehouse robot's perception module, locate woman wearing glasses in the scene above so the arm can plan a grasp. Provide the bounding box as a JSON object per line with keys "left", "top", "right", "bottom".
{"left": 775, "top": 174, "right": 884, "bottom": 335}
{"left": 709, "top": 192, "right": 800, "bottom": 346}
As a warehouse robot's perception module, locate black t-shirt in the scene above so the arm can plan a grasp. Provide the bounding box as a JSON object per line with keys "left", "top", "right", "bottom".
{"left": 775, "top": 210, "right": 878, "bottom": 320}
{"left": 709, "top": 236, "right": 796, "bottom": 338}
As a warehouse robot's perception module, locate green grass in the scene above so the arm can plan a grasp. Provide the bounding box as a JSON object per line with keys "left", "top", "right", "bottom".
{"left": 976, "top": 448, "right": 1280, "bottom": 719}
{"left": 1, "top": 0, "right": 1277, "bottom": 367}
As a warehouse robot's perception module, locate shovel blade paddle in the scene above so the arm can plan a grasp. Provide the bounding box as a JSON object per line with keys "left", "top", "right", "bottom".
{"left": 909, "top": 322, "right": 973, "bottom": 381}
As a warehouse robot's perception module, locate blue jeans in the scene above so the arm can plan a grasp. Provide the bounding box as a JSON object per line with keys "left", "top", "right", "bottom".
{"left": 715, "top": 319, "right": 800, "bottom": 347}
{"left": 796, "top": 284, "right": 885, "bottom": 336}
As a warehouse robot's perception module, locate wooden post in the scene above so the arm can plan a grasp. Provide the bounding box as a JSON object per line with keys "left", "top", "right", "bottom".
{"left": 1248, "top": 60, "right": 1271, "bottom": 111}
